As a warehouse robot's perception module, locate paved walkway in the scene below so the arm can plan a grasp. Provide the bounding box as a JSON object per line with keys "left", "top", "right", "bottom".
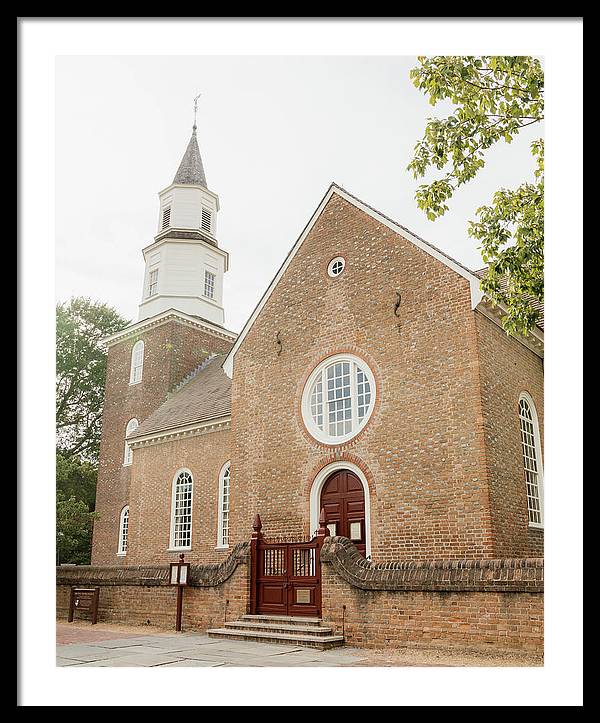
{"left": 56, "top": 622, "right": 542, "bottom": 667}
{"left": 56, "top": 623, "right": 369, "bottom": 667}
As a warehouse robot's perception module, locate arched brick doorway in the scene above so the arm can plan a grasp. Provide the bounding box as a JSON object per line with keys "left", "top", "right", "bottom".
{"left": 320, "top": 469, "right": 366, "bottom": 556}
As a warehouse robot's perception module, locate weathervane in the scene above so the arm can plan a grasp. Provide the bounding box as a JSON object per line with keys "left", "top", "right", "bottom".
{"left": 193, "top": 92, "right": 202, "bottom": 131}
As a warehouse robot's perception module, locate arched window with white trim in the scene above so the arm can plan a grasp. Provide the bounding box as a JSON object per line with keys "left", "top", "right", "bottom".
{"left": 518, "top": 393, "right": 544, "bottom": 527}
{"left": 129, "top": 340, "right": 144, "bottom": 384}
{"left": 123, "top": 418, "right": 139, "bottom": 466}
{"left": 216, "top": 462, "right": 231, "bottom": 548}
{"left": 170, "top": 470, "right": 193, "bottom": 550}
{"left": 117, "top": 506, "right": 129, "bottom": 555}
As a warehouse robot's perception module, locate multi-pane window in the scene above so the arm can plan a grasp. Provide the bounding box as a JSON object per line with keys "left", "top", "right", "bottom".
{"left": 148, "top": 269, "right": 159, "bottom": 297}
{"left": 161, "top": 207, "right": 171, "bottom": 230}
{"left": 303, "top": 355, "right": 375, "bottom": 444}
{"left": 217, "top": 462, "right": 231, "bottom": 548}
{"left": 171, "top": 470, "right": 193, "bottom": 549}
{"left": 201, "top": 207, "right": 212, "bottom": 233}
{"left": 204, "top": 270, "right": 216, "bottom": 299}
{"left": 118, "top": 506, "right": 129, "bottom": 555}
{"left": 123, "top": 418, "right": 139, "bottom": 466}
{"left": 519, "top": 395, "right": 544, "bottom": 526}
{"left": 129, "top": 340, "right": 144, "bottom": 384}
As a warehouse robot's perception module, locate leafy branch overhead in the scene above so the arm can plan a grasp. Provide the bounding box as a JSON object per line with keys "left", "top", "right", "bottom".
{"left": 408, "top": 56, "right": 544, "bottom": 336}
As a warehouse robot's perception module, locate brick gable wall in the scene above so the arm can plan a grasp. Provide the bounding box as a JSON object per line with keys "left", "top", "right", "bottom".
{"left": 91, "top": 320, "right": 233, "bottom": 566}
{"left": 229, "top": 193, "right": 495, "bottom": 561}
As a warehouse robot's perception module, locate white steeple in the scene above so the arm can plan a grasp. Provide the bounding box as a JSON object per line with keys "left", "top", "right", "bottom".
{"left": 138, "top": 114, "right": 228, "bottom": 326}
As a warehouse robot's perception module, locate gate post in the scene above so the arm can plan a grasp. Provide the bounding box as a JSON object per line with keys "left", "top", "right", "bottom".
{"left": 249, "top": 514, "right": 263, "bottom": 615}
{"left": 316, "top": 507, "right": 331, "bottom": 541}
{"left": 314, "top": 508, "right": 330, "bottom": 617}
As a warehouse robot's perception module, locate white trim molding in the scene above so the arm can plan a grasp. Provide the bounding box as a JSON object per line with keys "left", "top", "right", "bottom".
{"left": 309, "top": 461, "right": 372, "bottom": 559}
{"left": 519, "top": 391, "right": 544, "bottom": 528}
{"left": 216, "top": 461, "right": 231, "bottom": 549}
{"left": 476, "top": 302, "right": 544, "bottom": 359}
{"left": 301, "top": 353, "right": 376, "bottom": 445}
{"left": 128, "top": 417, "right": 231, "bottom": 449}
{"left": 101, "top": 308, "right": 237, "bottom": 349}
{"left": 123, "top": 418, "right": 139, "bottom": 466}
{"left": 117, "top": 505, "right": 129, "bottom": 556}
{"left": 169, "top": 468, "right": 194, "bottom": 551}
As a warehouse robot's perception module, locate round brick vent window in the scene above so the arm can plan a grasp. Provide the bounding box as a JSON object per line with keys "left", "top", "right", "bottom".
{"left": 301, "top": 353, "right": 375, "bottom": 444}
{"left": 327, "top": 256, "right": 345, "bottom": 277}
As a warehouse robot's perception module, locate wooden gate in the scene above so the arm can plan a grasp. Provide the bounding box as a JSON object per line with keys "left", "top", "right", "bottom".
{"left": 250, "top": 512, "right": 330, "bottom": 618}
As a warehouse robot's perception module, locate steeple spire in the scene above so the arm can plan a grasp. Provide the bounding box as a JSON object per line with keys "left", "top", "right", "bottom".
{"left": 173, "top": 95, "right": 207, "bottom": 187}
{"left": 140, "top": 101, "right": 225, "bottom": 325}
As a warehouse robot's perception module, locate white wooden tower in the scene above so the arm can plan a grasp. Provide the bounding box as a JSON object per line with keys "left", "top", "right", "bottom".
{"left": 138, "top": 103, "right": 228, "bottom": 326}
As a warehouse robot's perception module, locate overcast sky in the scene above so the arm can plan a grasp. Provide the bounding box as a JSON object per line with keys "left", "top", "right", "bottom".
{"left": 56, "top": 55, "right": 542, "bottom": 333}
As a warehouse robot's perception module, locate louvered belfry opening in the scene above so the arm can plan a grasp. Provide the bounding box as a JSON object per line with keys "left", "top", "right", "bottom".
{"left": 201, "top": 207, "right": 212, "bottom": 233}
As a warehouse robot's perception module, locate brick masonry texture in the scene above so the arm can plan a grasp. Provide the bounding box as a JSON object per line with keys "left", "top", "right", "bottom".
{"left": 91, "top": 319, "right": 233, "bottom": 566}
{"left": 228, "top": 193, "right": 544, "bottom": 560}
{"left": 320, "top": 537, "right": 543, "bottom": 592}
{"left": 475, "top": 312, "right": 544, "bottom": 557}
{"left": 126, "top": 429, "right": 232, "bottom": 565}
{"left": 85, "top": 190, "right": 544, "bottom": 651}
{"left": 57, "top": 544, "right": 249, "bottom": 630}
{"left": 319, "top": 538, "right": 544, "bottom": 652}
{"left": 57, "top": 539, "right": 542, "bottom": 652}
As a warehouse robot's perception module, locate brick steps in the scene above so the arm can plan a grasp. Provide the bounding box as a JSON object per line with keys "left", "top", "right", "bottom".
{"left": 207, "top": 614, "right": 344, "bottom": 650}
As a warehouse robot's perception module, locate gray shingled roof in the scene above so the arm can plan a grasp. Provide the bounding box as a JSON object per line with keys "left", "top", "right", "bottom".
{"left": 173, "top": 127, "right": 207, "bottom": 187}
{"left": 474, "top": 267, "right": 544, "bottom": 330}
{"left": 129, "top": 354, "right": 231, "bottom": 439}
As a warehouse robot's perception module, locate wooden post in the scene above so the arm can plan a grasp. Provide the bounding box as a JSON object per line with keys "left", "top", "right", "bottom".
{"left": 175, "top": 553, "right": 185, "bottom": 632}
{"left": 317, "top": 507, "right": 330, "bottom": 540}
{"left": 175, "top": 584, "right": 183, "bottom": 632}
{"left": 68, "top": 587, "right": 75, "bottom": 622}
{"left": 249, "top": 514, "right": 262, "bottom": 615}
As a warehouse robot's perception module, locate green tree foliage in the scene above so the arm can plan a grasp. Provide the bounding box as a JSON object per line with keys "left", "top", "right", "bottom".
{"left": 56, "top": 451, "right": 98, "bottom": 511}
{"left": 56, "top": 297, "right": 128, "bottom": 564}
{"left": 56, "top": 297, "right": 129, "bottom": 462}
{"left": 56, "top": 490, "right": 97, "bottom": 565}
{"left": 407, "top": 56, "right": 544, "bottom": 336}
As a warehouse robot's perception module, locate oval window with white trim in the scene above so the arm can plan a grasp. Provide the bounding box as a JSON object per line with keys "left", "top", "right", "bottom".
{"left": 302, "top": 354, "right": 375, "bottom": 444}
{"left": 327, "top": 257, "right": 345, "bottom": 277}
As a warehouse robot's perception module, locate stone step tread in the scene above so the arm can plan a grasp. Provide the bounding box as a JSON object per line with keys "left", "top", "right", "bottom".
{"left": 241, "top": 614, "right": 323, "bottom": 625}
{"left": 225, "top": 620, "right": 334, "bottom": 635}
{"left": 207, "top": 628, "right": 344, "bottom": 646}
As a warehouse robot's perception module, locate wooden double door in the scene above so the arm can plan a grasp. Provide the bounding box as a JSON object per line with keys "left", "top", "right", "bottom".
{"left": 320, "top": 470, "right": 366, "bottom": 556}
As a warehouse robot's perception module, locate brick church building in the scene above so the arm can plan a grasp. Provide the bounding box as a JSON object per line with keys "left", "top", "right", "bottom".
{"left": 68, "top": 121, "right": 544, "bottom": 649}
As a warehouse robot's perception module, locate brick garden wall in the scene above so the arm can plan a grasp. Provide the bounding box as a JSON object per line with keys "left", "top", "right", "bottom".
{"left": 320, "top": 537, "right": 543, "bottom": 652}
{"left": 58, "top": 537, "right": 543, "bottom": 653}
{"left": 57, "top": 543, "right": 249, "bottom": 632}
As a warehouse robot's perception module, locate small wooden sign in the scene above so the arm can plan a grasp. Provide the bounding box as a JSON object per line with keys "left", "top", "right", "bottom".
{"left": 169, "top": 560, "right": 190, "bottom": 586}
{"left": 68, "top": 587, "right": 100, "bottom": 625}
